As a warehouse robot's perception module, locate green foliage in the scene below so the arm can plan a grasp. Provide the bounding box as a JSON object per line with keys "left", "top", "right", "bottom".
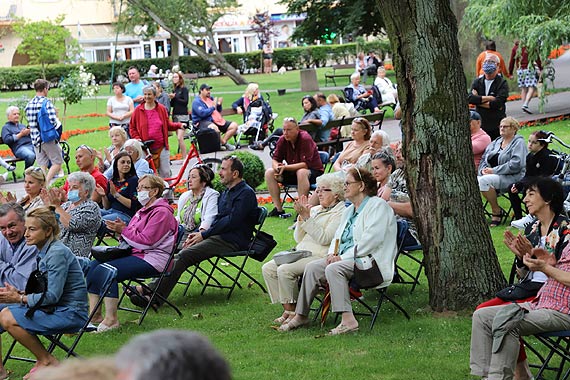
{"left": 462, "top": 0, "right": 570, "bottom": 63}
{"left": 51, "top": 176, "right": 67, "bottom": 188}
{"left": 231, "top": 151, "right": 266, "bottom": 189}
{"left": 223, "top": 52, "right": 262, "bottom": 73}
{"left": 12, "top": 15, "right": 79, "bottom": 78}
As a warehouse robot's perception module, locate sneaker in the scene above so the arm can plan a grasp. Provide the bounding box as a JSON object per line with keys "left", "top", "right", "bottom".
{"left": 6, "top": 164, "right": 15, "bottom": 172}
{"left": 511, "top": 214, "right": 535, "bottom": 230}
{"left": 249, "top": 142, "right": 265, "bottom": 150}
{"left": 223, "top": 143, "right": 236, "bottom": 151}
{"left": 268, "top": 208, "right": 285, "bottom": 217}
{"left": 522, "top": 105, "right": 532, "bottom": 114}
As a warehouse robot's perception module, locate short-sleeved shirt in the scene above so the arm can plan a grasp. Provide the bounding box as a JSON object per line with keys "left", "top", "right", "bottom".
{"left": 125, "top": 81, "right": 146, "bottom": 107}
{"left": 273, "top": 130, "right": 324, "bottom": 172}
{"left": 107, "top": 96, "right": 133, "bottom": 124}
{"left": 203, "top": 97, "right": 225, "bottom": 125}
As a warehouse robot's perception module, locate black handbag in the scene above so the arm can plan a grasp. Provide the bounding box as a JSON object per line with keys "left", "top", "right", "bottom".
{"left": 353, "top": 246, "right": 384, "bottom": 289}
{"left": 91, "top": 241, "right": 132, "bottom": 263}
{"left": 25, "top": 269, "right": 55, "bottom": 318}
{"left": 250, "top": 231, "right": 277, "bottom": 262}
{"left": 496, "top": 280, "right": 543, "bottom": 301}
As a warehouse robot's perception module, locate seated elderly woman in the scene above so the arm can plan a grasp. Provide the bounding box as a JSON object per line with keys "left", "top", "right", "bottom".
{"left": 177, "top": 164, "right": 219, "bottom": 246}
{"left": 107, "top": 139, "right": 153, "bottom": 179}
{"left": 478, "top": 116, "right": 527, "bottom": 226}
{"left": 86, "top": 174, "right": 178, "bottom": 332}
{"left": 333, "top": 117, "right": 372, "bottom": 172}
{"left": 345, "top": 72, "right": 381, "bottom": 114}
{"left": 280, "top": 168, "right": 397, "bottom": 335}
{"left": 0, "top": 206, "right": 88, "bottom": 378}
{"left": 96, "top": 151, "right": 141, "bottom": 225}
{"left": 41, "top": 172, "right": 102, "bottom": 257}
{"left": 371, "top": 150, "right": 396, "bottom": 200}
{"left": 98, "top": 126, "right": 128, "bottom": 175}
{"left": 262, "top": 174, "right": 345, "bottom": 326}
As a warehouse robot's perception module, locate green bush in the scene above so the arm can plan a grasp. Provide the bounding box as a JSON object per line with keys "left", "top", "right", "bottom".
{"left": 232, "top": 151, "right": 265, "bottom": 190}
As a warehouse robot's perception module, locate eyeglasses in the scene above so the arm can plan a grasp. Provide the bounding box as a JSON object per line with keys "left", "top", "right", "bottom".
{"left": 315, "top": 188, "right": 332, "bottom": 194}
{"left": 137, "top": 185, "right": 153, "bottom": 191}
{"left": 499, "top": 124, "right": 512, "bottom": 129}
{"left": 76, "top": 144, "right": 94, "bottom": 154}
{"left": 283, "top": 117, "right": 297, "bottom": 123}
{"left": 343, "top": 181, "right": 360, "bottom": 187}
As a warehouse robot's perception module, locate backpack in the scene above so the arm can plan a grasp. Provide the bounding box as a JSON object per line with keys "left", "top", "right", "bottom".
{"left": 38, "top": 100, "right": 61, "bottom": 143}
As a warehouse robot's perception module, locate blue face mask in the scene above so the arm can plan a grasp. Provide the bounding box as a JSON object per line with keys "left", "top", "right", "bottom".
{"left": 482, "top": 61, "right": 497, "bottom": 75}
{"left": 68, "top": 190, "right": 80, "bottom": 203}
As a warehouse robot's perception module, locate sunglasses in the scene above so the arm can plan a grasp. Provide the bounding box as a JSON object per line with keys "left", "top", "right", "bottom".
{"left": 283, "top": 117, "right": 297, "bottom": 123}
{"left": 76, "top": 144, "right": 94, "bottom": 154}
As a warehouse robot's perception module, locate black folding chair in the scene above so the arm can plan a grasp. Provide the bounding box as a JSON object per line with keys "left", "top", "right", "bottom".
{"left": 353, "top": 282, "right": 411, "bottom": 330}
{"left": 3, "top": 263, "right": 117, "bottom": 364}
{"left": 393, "top": 220, "right": 424, "bottom": 293}
{"left": 524, "top": 330, "right": 570, "bottom": 380}
{"left": 117, "top": 225, "right": 184, "bottom": 325}
{"left": 199, "top": 207, "right": 270, "bottom": 299}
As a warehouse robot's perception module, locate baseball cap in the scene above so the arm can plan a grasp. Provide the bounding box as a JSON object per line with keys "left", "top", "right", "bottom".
{"left": 469, "top": 110, "right": 481, "bottom": 121}
{"left": 199, "top": 84, "right": 213, "bottom": 91}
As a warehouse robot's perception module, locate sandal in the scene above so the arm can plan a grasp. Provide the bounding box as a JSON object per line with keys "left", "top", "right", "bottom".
{"left": 278, "top": 317, "right": 310, "bottom": 332}
{"left": 124, "top": 285, "right": 156, "bottom": 310}
{"left": 273, "top": 311, "right": 295, "bottom": 325}
{"left": 328, "top": 324, "right": 359, "bottom": 335}
{"left": 490, "top": 212, "right": 503, "bottom": 227}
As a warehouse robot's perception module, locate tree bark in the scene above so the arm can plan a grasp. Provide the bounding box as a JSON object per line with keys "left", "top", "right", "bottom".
{"left": 125, "top": 0, "right": 247, "bottom": 85}
{"left": 377, "top": 0, "right": 506, "bottom": 310}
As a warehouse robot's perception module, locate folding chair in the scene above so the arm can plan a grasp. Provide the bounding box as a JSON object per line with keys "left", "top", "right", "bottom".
{"left": 524, "top": 330, "right": 570, "bottom": 380}
{"left": 117, "top": 224, "right": 184, "bottom": 325}
{"left": 199, "top": 207, "right": 270, "bottom": 299}
{"left": 281, "top": 151, "right": 329, "bottom": 207}
{"left": 3, "top": 263, "right": 118, "bottom": 364}
{"left": 482, "top": 192, "right": 514, "bottom": 225}
{"left": 354, "top": 283, "right": 411, "bottom": 330}
{"left": 393, "top": 219, "right": 424, "bottom": 293}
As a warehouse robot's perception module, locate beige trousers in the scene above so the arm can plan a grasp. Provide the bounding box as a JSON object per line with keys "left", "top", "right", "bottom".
{"left": 261, "top": 256, "right": 322, "bottom": 304}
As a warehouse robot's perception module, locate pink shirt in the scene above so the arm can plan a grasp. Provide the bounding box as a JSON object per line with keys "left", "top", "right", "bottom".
{"left": 204, "top": 97, "right": 225, "bottom": 125}
{"left": 471, "top": 129, "right": 492, "bottom": 170}
{"left": 145, "top": 108, "right": 165, "bottom": 150}
{"left": 533, "top": 244, "right": 570, "bottom": 314}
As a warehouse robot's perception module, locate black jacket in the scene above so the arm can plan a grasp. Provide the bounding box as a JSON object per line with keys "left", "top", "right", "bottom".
{"left": 468, "top": 75, "right": 509, "bottom": 140}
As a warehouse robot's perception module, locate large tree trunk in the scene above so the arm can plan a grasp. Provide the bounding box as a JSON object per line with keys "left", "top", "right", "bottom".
{"left": 378, "top": 0, "right": 506, "bottom": 310}
{"left": 125, "top": 0, "right": 247, "bottom": 85}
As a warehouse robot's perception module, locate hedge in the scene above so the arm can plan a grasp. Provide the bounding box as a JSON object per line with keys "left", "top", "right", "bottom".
{"left": 0, "top": 41, "right": 391, "bottom": 90}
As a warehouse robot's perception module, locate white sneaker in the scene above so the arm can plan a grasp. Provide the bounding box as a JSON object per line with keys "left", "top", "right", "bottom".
{"left": 511, "top": 214, "right": 535, "bottom": 230}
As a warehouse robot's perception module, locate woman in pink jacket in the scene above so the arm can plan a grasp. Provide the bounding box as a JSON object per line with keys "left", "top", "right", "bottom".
{"left": 86, "top": 174, "right": 178, "bottom": 332}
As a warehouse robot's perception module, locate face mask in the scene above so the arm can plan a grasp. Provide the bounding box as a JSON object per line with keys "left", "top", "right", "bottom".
{"left": 482, "top": 61, "right": 497, "bottom": 75}
{"left": 67, "top": 190, "right": 80, "bottom": 203}
{"left": 138, "top": 191, "right": 151, "bottom": 206}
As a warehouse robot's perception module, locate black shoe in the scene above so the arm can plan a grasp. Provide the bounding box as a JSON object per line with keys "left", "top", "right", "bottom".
{"left": 268, "top": 208, "right": 285, "bottom": 217}
{"left": 522, "top": 105, "right": 532, "bottom": 114}
{"left": 249, "top": 142, "right": 265, "bottom": 150}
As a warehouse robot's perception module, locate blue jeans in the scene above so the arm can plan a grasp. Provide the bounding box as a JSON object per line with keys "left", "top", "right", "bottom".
{"left": 86, "top": 256, "right": 158, "bottom": 298}
{"left": 14, "top": 145, "right": 36, "bottom": 168}
{"left": 100, "top": 208, "right": 132, "bottom": 224}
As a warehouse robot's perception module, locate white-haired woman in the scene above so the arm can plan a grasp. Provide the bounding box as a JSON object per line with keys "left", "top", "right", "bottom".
{"left": 41, "top": 172, "right": 102, "bottom": 257}
{"left": 262, "top": 174, "right": 345, "bottom": 325}
{"left": 98, "top": 126, "right": 128, "bottom": 174}
{"left": 105, "top": 139, "right": 153, "bottom": 179}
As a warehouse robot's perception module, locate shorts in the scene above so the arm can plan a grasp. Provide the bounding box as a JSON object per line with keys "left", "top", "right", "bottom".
{"left": 173, "top": 114, "right": 190, "bottom": 124}
{"left": 34, "top": 140, "right": 63, "bottom": 167}
{"left": 263, "top": 54, "right": 273, "bottom": 60}
{"left": 198, "top": 119, "right": 232, "bottom": 133}
{"left": 281, "top": 168, "right": 323, "bottom": 185}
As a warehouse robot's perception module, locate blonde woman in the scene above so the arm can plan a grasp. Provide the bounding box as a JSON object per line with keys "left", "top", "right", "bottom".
{"left": 100, "top": 126, "right": 128, "bottom": 175}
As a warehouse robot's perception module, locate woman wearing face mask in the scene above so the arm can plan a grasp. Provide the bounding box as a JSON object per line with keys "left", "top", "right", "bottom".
{"left": 40, "top": 172, "right": 102, "bottom": 258}
{"left": 86, "top": 174, "right": 178, "bottom": 332}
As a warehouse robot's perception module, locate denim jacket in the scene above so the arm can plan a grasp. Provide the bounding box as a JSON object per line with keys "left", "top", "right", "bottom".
{"left": 26, "top": 240, "right": 88, "bottom": 313}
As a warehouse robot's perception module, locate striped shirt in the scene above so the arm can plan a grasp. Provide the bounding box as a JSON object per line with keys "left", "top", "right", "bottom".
{"left": 24, "top": 96, "right": 62, "bottom": 147}
{"left": 534, "top": 244, "right": 570, "bottom": 314}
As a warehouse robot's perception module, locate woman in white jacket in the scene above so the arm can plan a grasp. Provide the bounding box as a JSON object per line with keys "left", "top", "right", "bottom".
{"left": 177, "top": 164, "right": 219, "bottom": 247}
{"left": 262, "top": 174, "right": 345, "bottom": 326}
{"left": 280, "top": 167, "right": 397, "bottom": 335}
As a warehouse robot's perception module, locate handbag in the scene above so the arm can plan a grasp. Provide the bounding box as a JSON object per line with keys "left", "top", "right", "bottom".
{"left": 272, "top": 249, "right": 312, "bottom": 266}
{"left": 91, "top": 241, "right": 132, "bottom": 263}
{"left": 353, "top": 246, "right": 384, "bottom": 289}
{"left": 25, "top": 269, "right": 55, "bottom": 318}
{"left": 496, "top": 279, "right": 543, "bottom": 301}
{"left": 250, "top": 231, "right": 277, "bottom": 262}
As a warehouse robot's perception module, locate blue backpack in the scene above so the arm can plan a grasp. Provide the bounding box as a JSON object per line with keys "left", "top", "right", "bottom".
{"left": 38, "top": 100, "right": 61, "bottom": 143}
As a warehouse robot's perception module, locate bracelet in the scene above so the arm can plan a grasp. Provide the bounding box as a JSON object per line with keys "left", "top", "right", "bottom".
{"left": 20, "top": 294, "right": 25, "bottom": 305}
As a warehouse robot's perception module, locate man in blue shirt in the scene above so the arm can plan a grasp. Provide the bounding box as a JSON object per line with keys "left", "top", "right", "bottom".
{"left": 124, "top": 67, "right": 146, "bottom": 107}
{"left": 131, "top": 156, "right": 258, "bottom": 307}
{"left": 0, "top": 203, "right": 38, "bottom": 291}
{"left": 314, "top": 93, "right": 334, "bottom": 142}
{"left": 2, "top": 106, "right": 35, "bottom": 168}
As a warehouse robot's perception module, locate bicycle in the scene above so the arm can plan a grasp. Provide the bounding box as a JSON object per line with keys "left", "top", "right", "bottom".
{"left": 539, "top": 132, "right": 570, "bottom": 195}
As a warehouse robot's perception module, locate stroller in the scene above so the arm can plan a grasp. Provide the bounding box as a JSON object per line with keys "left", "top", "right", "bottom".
{"left": 235, "top": 94, "right": 277, "bottom": 149}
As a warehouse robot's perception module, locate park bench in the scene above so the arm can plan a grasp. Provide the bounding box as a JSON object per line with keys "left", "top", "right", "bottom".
{"left": 0, "top": 136, "right": 25, "bottom": 183}
{"left": 324, "top": 63, "right": 355, "bottom": 87}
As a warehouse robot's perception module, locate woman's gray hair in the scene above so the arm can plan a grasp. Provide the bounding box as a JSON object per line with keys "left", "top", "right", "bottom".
{"left": 142, "top": 85, "right": 156, "bottom": 96}
{"left": 5, "top": 105, "right": 18, "bottom": 119}
{"left": 315, "top": 173, "right": 345, "bottom": 201}
{"left": 350, "top": 72, "right": 361, "bottom": 81}
{"left": 371, "top": 130, "right": 390, "bottom": 148}
{"left": 124, "top": 139, "right": 144, "bottom": 160}
{"left": 67, "top": 171, "right": 96, "bottom": 199}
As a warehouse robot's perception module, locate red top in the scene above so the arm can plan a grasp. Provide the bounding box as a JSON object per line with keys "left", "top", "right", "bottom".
{"left": 129, "top": 102, "right": 181, "bottom": 151}
{"left": 509, "top": 43, "right": 543, "bottom": 75}
{"left": 273, "top": 130, "right": 323, "bottom": 172}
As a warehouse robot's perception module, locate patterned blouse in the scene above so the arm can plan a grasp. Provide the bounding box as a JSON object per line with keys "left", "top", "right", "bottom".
{"left": 60, "top": 200, "right": 102, "bottom": 258}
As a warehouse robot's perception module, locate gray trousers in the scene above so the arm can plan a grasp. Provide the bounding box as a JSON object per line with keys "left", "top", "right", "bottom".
{"left": 150, "top": 235, "right": 238, "bottom": 303}
{"left": 470, "top": 303, "right": 570, "bottom": 380}
{"left": 295, "top": 258, "right": 354, "bottom": 316}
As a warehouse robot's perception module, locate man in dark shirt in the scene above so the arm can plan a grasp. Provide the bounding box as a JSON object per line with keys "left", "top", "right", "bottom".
{"left": 264, "top": 117, "right": 324, "bottom": 217}
{"left": 142, "top": 156, "right": 258, "bottom": 306}
{"left": 468, "top": 53, "right": 509, "bottom": 141}
{"left": 1, "top": 106, "right": 35, "bottom": 168}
